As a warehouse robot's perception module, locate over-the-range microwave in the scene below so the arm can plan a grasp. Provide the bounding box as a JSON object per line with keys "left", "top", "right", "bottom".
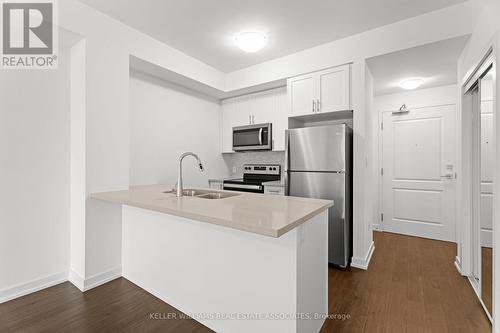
{"left": 232, "top": 123, "right": 272, "bottom": 151}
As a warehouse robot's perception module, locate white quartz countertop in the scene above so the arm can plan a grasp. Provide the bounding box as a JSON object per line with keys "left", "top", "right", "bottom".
{"left": 91, "top": 184, "right": 333, "bottom": 237}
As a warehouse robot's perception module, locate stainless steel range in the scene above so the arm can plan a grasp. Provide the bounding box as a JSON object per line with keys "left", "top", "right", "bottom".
{"left": 223, "top": 164, "right": 281, "bottom": 193}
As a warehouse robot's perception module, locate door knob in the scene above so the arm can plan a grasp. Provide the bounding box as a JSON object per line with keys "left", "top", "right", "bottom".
{"left": 440, "top": 174, "right": 454, "bottom": 179}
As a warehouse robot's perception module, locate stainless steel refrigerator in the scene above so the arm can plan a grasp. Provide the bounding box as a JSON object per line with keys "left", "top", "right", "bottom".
{"left": 285, "top": 124, "right": 353, "bottom": 267}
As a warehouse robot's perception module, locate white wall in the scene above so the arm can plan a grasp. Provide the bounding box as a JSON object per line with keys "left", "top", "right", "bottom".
{"left": 129, "top": 71, "right": 228, "bottom": 187}
{"left": 54, "top": 0, "right": 229, "bottom": 286}
{"left": 0, "top": 47, "right": 71, "bottom": 301}
{"left": 364, "top": 66, "right": 378, "bottom": 235}
{"left": 374, "top": 85, "right": 457, "bottom": 111}
{"left": 372, "top": 84, "right": 458, "bottom": 231}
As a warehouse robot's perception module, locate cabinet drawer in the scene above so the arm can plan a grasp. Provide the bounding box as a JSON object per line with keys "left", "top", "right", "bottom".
{"left": 209, "top": 180, "right": 224, "bottom": 190}
{"left": 264, "top": 186, "right": 285, "bottom": 196}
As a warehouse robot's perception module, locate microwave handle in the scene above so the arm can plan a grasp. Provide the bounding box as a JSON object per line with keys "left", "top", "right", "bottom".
{"left": 258, "top": 128, "right": 263, "bottom": 145}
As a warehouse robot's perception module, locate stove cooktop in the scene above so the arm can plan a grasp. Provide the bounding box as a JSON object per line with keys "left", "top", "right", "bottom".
{"left": 223, "top": 164, "right": 281, "bottom": 193}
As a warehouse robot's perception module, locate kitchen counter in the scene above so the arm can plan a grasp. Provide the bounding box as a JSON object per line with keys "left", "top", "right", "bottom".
{"left": 91, "top": 184, "right": 332, "bottom": 237}
{"left": 91, "top": 184, "right": 330, "bottom": 333}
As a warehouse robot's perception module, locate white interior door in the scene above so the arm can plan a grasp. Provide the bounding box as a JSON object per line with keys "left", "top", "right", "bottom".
{"left": 382, "top": 105, "right": 457, "bottom": 241}
{"left": 480, "top": 81, "right": 494, "bottom": 248}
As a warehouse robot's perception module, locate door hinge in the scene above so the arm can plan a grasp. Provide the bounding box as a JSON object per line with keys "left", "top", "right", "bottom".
{"left": 381, "top": 213, "right": 384, "bottom": 221}
{"left": 381, "top": 168, "right": 384, "bottom": 176}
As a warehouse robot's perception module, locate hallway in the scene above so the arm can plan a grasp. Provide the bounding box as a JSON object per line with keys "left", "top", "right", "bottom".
{"left": 321, "top": 231, "right": 491, "bottom": 332}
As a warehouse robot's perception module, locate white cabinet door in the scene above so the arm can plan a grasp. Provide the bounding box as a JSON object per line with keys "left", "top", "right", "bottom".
{"left": 317, "top": 65, "right": 350, "bottom": 113}
{"left": 288, "top": 73, "right": 316, "bottom": 116}
{"left": 237, "top": 95, "right": 255, "bottom": 126}
{"left": 288, "top": 64, "right": 351, "bottom": 117}
{"left": 221, "top": 98, "right": 249, "bottom": 153}
{"left": 209, "top": 180, "right": 223, "bottom": 190}
{"left": 221, "top": 99, "right": 234, "bottom": 153}
{"left": 272, "top": 88, "right": 287, "bottom": 151}
{"left": 251, "top": 90, "right": 274, "bottom": 125}
{"left": 264, "top": 186, "right": 285, "bottom": 196}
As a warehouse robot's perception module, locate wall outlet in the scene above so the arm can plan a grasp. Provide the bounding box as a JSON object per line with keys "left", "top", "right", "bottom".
{"left": 232, "top": 166, "right": 237, "bottom": 174}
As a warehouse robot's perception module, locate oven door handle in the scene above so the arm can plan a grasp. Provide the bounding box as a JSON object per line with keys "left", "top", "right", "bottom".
{"left": 223, "top": 183, "right": 263, "bottom": 191}
{"left": 258, "top": 128, "right": 263, "bottom": 145}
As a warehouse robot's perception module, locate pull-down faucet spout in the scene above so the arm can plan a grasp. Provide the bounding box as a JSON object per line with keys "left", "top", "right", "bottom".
{"left": 176, "top": 152, "right": 204, "bottom": 197}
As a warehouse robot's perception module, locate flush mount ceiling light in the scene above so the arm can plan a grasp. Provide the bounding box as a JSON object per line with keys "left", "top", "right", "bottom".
{"left": 399, "top": 78, "right": 424, "bottom": 90}
{"left": 233, "top": 31, "right": 268, "bottom": 53}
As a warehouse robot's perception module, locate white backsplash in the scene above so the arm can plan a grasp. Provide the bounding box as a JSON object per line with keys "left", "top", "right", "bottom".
{"left": 222, "top": 151, "right": 285, "bottom": 177}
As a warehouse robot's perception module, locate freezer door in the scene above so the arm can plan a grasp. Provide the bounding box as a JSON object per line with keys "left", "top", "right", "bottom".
{"left": 288, "top": 171, "right": 349, "bottom": 266}
{"left": 287, "top": 124, "right": 346, "bottom": 172}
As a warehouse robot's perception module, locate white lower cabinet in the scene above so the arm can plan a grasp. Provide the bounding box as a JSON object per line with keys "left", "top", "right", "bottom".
{"left": 264, "top": 185, "right": 285, "bottom": 196}
{"left": 208, "top": 179, "right": 224, "bottom": 190}
{"left": 221, "top": 87, "right": 287, "bottom": 153}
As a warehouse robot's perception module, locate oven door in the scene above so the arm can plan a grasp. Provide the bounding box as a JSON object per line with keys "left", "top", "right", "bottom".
{"left": 223, "top": 183, "right": 264, "bottom": 193}
{"left": 232, "top": 123, "right": 272, "bottom": 151}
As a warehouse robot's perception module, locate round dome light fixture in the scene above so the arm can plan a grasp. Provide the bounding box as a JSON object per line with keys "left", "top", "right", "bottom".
{"left": 233, "top": 31, "right": 268, "bottom": 53}
{"left": 399, "top": 78, "right": 424, "bottom": 90}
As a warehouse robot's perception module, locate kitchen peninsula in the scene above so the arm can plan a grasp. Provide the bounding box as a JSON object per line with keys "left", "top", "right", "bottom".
{"left": 91, "top": 184, "right": 333, "bottom": 333}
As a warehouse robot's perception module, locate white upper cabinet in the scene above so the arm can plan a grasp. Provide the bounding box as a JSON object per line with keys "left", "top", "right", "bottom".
{"left": 220, "top": 87, "right": 287, "bottom": 153}
{"left": 288, "top": 64, "right": 351, "bottom": 116}
{"left": 288, "top": 73, "right": 316, "bottom": 116}
{"left": 272, "top": 88, "right": 287, "bottom": 151}
{"left": 317, "top": 66, "right": 350, "bottom": 113}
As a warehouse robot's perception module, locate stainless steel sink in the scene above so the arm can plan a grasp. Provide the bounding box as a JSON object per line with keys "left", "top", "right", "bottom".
{"left": 163, "top": 188, "right": 239, "bottom": 199}
{"left": 195, "top": 192, "right": 239, "bottom": 199}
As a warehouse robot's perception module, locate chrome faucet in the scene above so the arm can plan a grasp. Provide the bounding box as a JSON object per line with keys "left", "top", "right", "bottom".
{"left": 176, "top": 152, "right": 204, "bottom": 197}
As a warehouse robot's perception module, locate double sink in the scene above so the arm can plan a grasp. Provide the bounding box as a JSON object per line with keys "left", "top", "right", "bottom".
{"left": 164, "top": 188, "right": 240, "bottom": 200}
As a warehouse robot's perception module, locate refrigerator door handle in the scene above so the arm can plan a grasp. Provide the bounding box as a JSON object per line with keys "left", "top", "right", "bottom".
{"left": 284, "top": 130, "right": 290, "bottom": 196}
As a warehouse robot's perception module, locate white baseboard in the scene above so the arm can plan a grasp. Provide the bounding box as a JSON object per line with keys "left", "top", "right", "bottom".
{"left": 0, "top": 270, "right": 68, "bottom": 304}
{"left": 83, "top": 266, "right": 122, "bottom": 291}
{"left": 68, "top": 269, "right": 85, "bottom": 291}
{"left": 467, "top": 275, "right": 493, "bottom": 323}
{"left": 454, "top": 256, "right": 463, "bottom": 275}
{"left": 1, "top": 266, "right": 122, "bottom": 304}
{"left": 481, "top": 228, "right": 493, "bottom": 248}
{"left": 351, "top": 241, "right": 375, "bottom": 270}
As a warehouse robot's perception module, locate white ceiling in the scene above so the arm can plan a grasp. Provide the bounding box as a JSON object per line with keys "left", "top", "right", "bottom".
{"left": 78, "top": 0, "right": 466, "bottom": 73}
{"left": 366, "top": 36, "right": 469, "bottom": 96}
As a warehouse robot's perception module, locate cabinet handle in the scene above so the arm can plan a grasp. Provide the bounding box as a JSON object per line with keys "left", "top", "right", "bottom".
{"left": 252, "top": 115, "right": 255, "bottom": 124}
{"left": 249, "top": 115, "right": 251, "bottom": 124}
{"left": 312, "top": 100, "right": 316, "bottom": 113}
{"left": 317, "top": 99, "right": 320, "bottom": 112}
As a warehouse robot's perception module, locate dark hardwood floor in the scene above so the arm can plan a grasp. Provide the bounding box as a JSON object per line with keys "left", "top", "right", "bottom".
{"left": 482, "top": 246, "right": 493, "bottom": 316}
{"left": 320, "top": 232, "right": 491, "bottom": 333}
{"left": 0, "top": 232, "right": 491, "bottom": 333}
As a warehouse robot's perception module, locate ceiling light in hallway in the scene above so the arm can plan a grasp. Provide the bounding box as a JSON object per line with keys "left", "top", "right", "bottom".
{"left": 399, "top": 78, "right": 424, "bottom": 90}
